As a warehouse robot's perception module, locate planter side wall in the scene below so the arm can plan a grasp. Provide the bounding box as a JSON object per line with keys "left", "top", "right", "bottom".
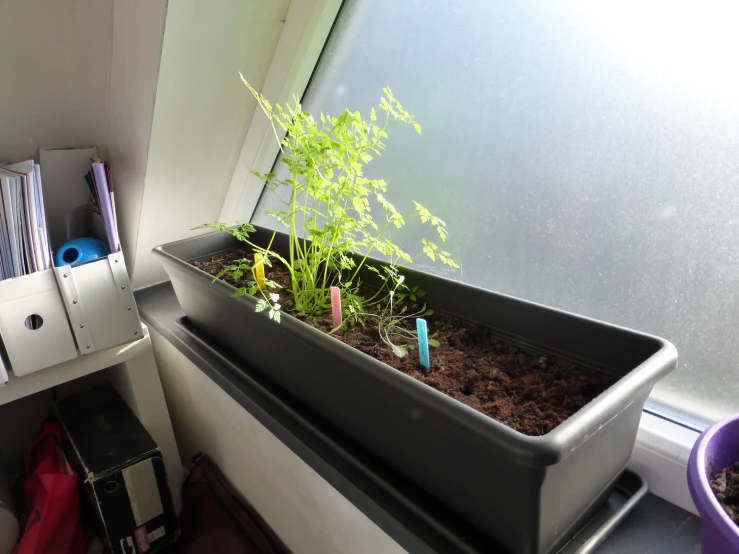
{"left": 167, "top": 266, "right": 543, "bottom": 552}
{"left": 539, "top": 393, "right": 646, "bottom": 552}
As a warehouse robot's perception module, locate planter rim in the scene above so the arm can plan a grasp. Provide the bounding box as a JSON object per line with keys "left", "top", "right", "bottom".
{"left": 153, "top": 233, "right": 677, "bottom": 466}
{"left": 688, "top": 412, "right": 739, "bottom": 543}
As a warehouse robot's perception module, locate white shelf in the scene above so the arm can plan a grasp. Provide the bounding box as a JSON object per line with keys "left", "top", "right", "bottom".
{"left": 0, "top": 325, "right": 151, "bottom": 407}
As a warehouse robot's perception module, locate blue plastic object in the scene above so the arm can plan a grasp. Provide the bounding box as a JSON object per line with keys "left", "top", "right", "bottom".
{"left": 55, "top": 238, "right": 110, "bottom": 267}
{"left": 416, "top": 317, "right": 430, "bottom": 371}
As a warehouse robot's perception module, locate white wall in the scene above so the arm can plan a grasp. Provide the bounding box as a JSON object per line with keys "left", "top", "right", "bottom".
{"left": 0, "top": 0, "right": 294, "bottom": 285}
{"left": 0, "top": 0, "right": 112, "bottom": 162}
{"left": 0, "top": 0, "right": 168, "bottom": 271}
{"left": 107, "top": 0, "right": 168, "bottom": 266}
{"left": 0, "top": 0, "right": 119, "bottom": 462}
{"left": 149, "top": 328, "right": 406, "bottom": 554}
{"left": 130, "top": 0, "right": 291, "bottom": 288}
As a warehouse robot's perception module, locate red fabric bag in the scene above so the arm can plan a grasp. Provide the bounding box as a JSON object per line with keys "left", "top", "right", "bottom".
{"left": 12, "top": 422, "right": 89, "bottom": 554}
{"left": 177, "top": 454, "right": 292, "bottom": 554}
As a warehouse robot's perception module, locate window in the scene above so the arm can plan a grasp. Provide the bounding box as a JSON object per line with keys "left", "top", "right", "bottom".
{"left": 251, "top": 0, "right": 739, "bottom": 430}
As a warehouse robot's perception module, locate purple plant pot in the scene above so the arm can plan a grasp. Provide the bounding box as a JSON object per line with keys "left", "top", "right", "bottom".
{"left": 688, "top": 413, "right": 739, "bottom": 554}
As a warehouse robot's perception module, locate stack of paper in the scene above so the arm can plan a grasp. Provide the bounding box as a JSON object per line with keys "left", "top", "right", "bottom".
{"left": 0, "top": 352, "right": 7, "bottom": 385}
{"left": 85, "top": 158, "right": 120, "bottom": 254}
{"left": 0, "top": 161, "right": 52, "bottom": 281}
{"left": 37, "top": 148, "right": 121, "bottom": 259}
{"left": 39, "top": 147, "right": 99, "bottom": 251}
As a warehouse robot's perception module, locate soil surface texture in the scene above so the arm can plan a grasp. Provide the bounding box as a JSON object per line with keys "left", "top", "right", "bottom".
{"left": 194, "top": 248, "right": 616, "bottom": 436}
{"left": 712, "top": 463, "right": 739, "bottom": 525}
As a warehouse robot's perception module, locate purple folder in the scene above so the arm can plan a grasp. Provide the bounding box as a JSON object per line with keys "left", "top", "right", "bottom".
{"left": 91, "top": 162, "right": 120, "bottom": 253}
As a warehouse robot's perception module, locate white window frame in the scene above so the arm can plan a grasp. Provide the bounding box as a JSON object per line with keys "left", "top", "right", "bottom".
{"left": 218, "top": 0, "right": 343, "bottom": 225}
{"left": 218, "top": 0, "right": 702, "bottom": 517}
{"left": 629, "top": 412, "right": 699, "bottom": 514}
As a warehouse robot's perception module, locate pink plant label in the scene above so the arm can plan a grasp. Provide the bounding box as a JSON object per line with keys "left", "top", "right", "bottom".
{"left": 330, "top": 286, "right": 343, "bottom": 335}
{"left": 133, "top": 526, "right": 151, "bottom": 553}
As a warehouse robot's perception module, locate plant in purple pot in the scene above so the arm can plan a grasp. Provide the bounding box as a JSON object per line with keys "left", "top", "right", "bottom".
{"left": 688, "top": 413, "right": 739, "bottom": 553}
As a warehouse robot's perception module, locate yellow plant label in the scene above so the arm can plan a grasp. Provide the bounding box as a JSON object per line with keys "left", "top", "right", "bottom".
{"left": 254, "top": 253, "right": 266, "bottom": 290}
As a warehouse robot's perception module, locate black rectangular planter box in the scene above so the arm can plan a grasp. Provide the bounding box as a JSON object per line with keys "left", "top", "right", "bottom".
{"left": 153, "top": 227, "right": 677, "bottom": 554}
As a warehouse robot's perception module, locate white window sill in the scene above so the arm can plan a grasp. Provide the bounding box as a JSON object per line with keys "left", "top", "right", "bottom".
{"left": 628, "top": 411, "right": 700, "bottom": 515}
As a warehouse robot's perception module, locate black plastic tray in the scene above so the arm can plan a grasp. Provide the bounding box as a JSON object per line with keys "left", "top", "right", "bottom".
{"left": 175, "top": 315, "right": 649, "bottom": 554}
{"left": 557, "top": 470, "right": 648, "bottom": 553}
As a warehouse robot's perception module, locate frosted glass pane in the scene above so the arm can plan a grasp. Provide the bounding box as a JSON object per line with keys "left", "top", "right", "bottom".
{"left": 252, "top": 0, "right": 739, "bottom": 428}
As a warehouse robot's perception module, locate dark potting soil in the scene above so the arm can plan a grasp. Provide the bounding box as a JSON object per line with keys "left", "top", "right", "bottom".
{"left": 193, "top": 248, "right": 617, "bottom": 437}
{"left": 712, "top": 463, "right": 739, "bottom": 525}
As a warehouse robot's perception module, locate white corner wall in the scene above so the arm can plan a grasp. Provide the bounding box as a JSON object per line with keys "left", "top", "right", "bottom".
{"left": 130, "top": 0, "right": 291, "bottom": 288}
{"left": 149, "top": 328, "right": 406, "bottom": 554}
{"left": 0, "top": 0, "right": 168, "bottom": 271}
{"left": 0, "top": 0, "right": 290, "bottom": 284}
{"left": 107, "top": 0, "right": 168, "bottom": 266}
{"left": 0, "top": 0, "right": 112, "bottom": 162}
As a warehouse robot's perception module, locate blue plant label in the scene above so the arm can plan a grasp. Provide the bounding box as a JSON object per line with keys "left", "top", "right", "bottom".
{"left": 417, "top": 318, "right": 430, "bottom": 371}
